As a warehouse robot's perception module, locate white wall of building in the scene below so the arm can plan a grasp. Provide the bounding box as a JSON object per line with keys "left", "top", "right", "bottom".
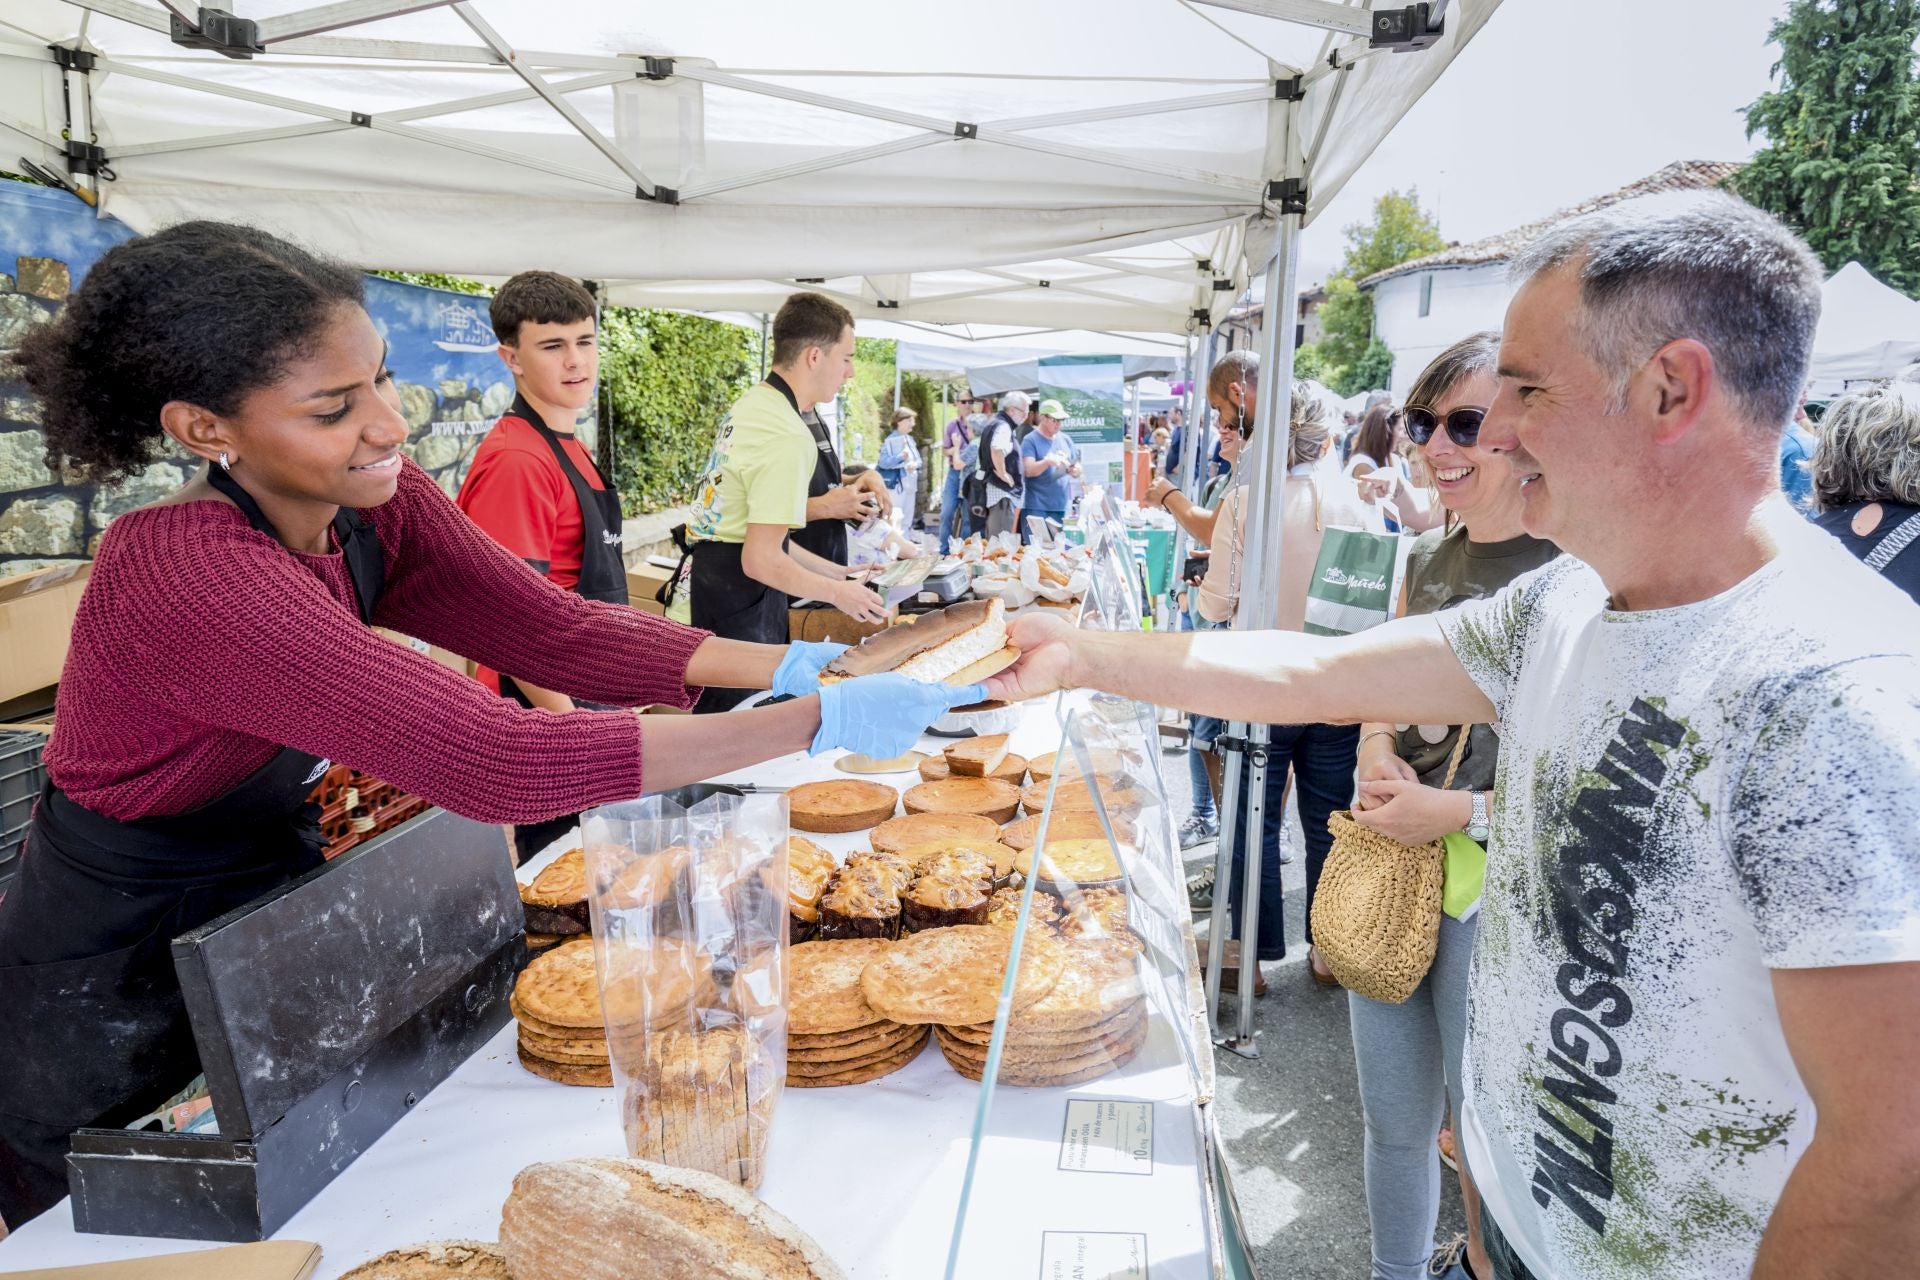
{"left": 1371, "top": 263, "right": 1517, "bottom": 400}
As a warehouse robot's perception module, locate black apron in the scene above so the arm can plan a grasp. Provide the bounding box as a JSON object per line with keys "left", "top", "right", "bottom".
{"left": 0, "top": 467, "right": 386, "bottom": 1227}
{"left": 491, "top": 399, "right": 628, "bottom": 860}
{"left": 788, "top": 407, "right": 847, "bottom": 573}
{"left": 689, "top": 374, "right": 813, "bottom": 713}
{"left": 493, "top": 397, "right": 628, "bottom": 710}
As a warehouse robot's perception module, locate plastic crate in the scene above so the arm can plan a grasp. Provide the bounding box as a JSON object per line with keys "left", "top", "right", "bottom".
{"left": 0, "top": 730, "right": 49, "bottom": 896}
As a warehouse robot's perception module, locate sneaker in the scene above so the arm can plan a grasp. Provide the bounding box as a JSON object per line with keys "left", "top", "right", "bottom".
{"left": 1178, "top": 815, "right": 1219, "bottom": 850}
{"left": 1186, "top": 863, "right": 1216, "bottom": 911}
{"left": 1428, "top": 1233, "right": 1474, "bottom": 1279}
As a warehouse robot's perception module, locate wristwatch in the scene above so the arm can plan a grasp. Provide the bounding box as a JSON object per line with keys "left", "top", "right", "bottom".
{"left": 1467, "top": 791, "right": 1491, "bottom": 843}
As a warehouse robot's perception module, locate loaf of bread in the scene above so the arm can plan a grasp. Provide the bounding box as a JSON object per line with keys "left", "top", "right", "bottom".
{"left": 500, "top": 1157, "right": 846, "bottom": 1280}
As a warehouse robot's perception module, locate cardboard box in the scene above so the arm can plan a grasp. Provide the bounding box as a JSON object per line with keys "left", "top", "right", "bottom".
{"left": 625, "top": 558, "right": 677, "bottom": 617}
{"left": 0, "top": 562, "right": 92, "bottom": 704}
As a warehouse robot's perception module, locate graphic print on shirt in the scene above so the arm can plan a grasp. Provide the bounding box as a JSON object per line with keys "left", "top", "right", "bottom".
{"left": 1527, "top": 696, "right": 1683, "bottom": 1235}
{"left": 685, "top": 412, "right": 739, "bottom": 542}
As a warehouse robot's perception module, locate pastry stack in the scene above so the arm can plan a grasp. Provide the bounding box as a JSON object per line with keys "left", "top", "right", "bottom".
{"left": 509, "top": 938, "right": 615, "bottom": 1087}
{"left": 519, "top": 848, "right": 590, "bottom": 953}
{"left": 787, "top": 938, "right": 929, "bottom": 1087}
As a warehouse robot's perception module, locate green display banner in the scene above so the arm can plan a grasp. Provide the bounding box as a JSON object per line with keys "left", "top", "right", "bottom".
{"left": 1039, "top": 354, "right": 1127, "bottom": 487}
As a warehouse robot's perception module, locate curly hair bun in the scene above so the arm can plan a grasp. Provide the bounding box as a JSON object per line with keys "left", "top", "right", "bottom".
{"left": 8, "top": 221, "right": 364, "bottom": 486}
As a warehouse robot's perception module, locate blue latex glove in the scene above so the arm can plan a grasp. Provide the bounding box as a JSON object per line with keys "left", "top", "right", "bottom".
{"left": 771, "top": 640, "right": 848, "bottom": 699}
{"left": 812, "top": 675, "right": 988, "bottom": 758}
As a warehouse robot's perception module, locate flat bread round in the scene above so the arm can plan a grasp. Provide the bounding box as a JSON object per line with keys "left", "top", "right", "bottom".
{"left": 785, "top": 1037, "right": 927, "bottom": 1087}
{"left": 938, "top": 1020, "right": 1147, "bottom": 1087}
{"left": 788, "top": 1019, "right": 894, "bottom": 1049}
{"left": 933, "top": 1013, "right": 1143, "bottom": 1065}
{"left": 789, "top": 938, "right": 895, "bottom": 1035}
{"left": 339, "top": 1241, "right": 509, "bottom": 1279}
{"left": 597, "top": 941, "right": 711, "bottom": 1033}
{"left": 918, "top": 753, "right": 1028, "bottom": 784}
{"left": 944, "top": 644, "right": 1020, "bottom": 686}
{"left": 859, "top": 925, "right": 1066, "bottom": 1026}
{"left": 870, "top": 811, "right": 1001, "bottom": 855}
{"left": 1014, "top": 837, "right": 1126, "bottom": 889}
{"left": 1001, "top": 936, "right": 1144, "bottom": 1034}
{"left": 788, "top": 779, "right": 899, "bottom": 833}
{"left": 789, "top": 1028, "right": 929, "bottom": 1076}
{"left": 835, "top": 750, "right": 929, "bottom": 775}
{"left": 998, "top": 810, "right": 1112, "bottom": 851}
{"left": 519, "top": 1026, "right": 611, "bottom": 1062}
{"left": 516, "top": 1042, "right": 613, "bottom": 1087}
{"left": 940, "top": 1003, "right": 1141, "bottom": 1047}
{"left": 510, "top": 994, "right": 606, "bottom": 1041}
{"left": 598, "top": 843, "right": 689, "bottom": 911}
{"left": 788, "top": 1021, "right": 921, "bottom": 1063}
{"left": 513, "top": 939, "right": 605, "bottom": 1029}
{"left": 903, "top": 777, "right": 1022, "bottom": 824}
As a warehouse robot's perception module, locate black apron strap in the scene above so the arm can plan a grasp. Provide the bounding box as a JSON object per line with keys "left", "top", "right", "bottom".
{"left": 508, "top": 398, "right": 629, "bottom": 606}
{"left": 206, "top": 465, "right": 384, "bottom": 625}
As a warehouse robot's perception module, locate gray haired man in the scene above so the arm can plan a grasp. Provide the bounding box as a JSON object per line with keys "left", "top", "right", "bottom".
{"left": 984, "top": 191, "right": 1920, "bottom": 1280}
{"left": 983, "top": 390, "right": 1030, "bottom": 538}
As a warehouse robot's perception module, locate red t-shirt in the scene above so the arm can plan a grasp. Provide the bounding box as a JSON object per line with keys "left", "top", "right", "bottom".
{"left": 456, "top": 414, "right": 610, "bottom": 694}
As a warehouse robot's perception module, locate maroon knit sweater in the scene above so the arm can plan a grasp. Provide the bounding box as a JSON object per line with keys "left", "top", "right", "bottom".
{"left": 50, "top": 458, "right": 710, "bottom": 824}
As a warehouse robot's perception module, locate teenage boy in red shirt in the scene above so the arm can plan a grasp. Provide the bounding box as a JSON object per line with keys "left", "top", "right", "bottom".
{"left": 457, "top": 271, "right": 625, "bottom": 859}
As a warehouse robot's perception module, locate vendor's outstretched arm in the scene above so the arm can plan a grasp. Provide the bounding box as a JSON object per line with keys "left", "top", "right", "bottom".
{"left": 683, "top": 636, "right": 784, "bottom": 692}
{"left": 983, "top": 610, "right": 1493, "bottom": 728}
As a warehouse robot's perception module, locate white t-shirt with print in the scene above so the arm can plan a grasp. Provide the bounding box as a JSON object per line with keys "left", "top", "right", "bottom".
{"left": 1435, "top": 504, "right": 1920, "bottom": 1280}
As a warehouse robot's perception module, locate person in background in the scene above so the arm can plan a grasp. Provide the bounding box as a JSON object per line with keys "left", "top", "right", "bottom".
{"left": 876, "top": 407, "right": 921, "bottom": 526}
{"left": 1158, "top": 401, "right": 1246, "bottom": 852}
{"left": 1019, "top": 398, "right": 1082, "bottom": 539}
{"left": 1161, "top": 404, "right": 1188, "bottom": 482}
{"left": 1808, "top": 379, "right": 1920, "bottom": 604}
{"left": 454, "top": 270, "right": 624, "bottom": 863}
{"left": 683, "top": 292, "right": 887, "bottom": 712}
{"left": 1191, "top": 364, "right": 1373, "bottom": 995}
{"left": 938, "top": 393, "right": 978, "bottom": 552}
{"left": 983, "top": 391, "right": 1029, "bottom": 538}
{"left": 1150, "top": 425, "right": 1172, "bottom": 473}
{"left": 1780, "top": 384, "right": 1819, "bottom": 512}
{"left": 1350, "top": 404, "right": 1445, "bottom": 532}
{"left": 1348, "top": 332, "right": 1560, "bottom": 1280}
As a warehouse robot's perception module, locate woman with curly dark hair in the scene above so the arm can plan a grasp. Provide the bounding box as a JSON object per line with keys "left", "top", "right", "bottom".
{"left": 0, "top": 222, "right": 972, "bottom": 1226}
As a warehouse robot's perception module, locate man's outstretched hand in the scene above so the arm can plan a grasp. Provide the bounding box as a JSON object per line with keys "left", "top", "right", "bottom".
{"left": 983, "top": 611, "right": 1077, "bottom": 703}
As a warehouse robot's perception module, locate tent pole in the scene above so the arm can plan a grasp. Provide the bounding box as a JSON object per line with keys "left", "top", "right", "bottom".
{"left": 1215, "top": 210, "right": 1305, "bottom": 1055}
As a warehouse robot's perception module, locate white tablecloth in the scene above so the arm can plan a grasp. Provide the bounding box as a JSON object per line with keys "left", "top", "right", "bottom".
{"left": 0, "top": 702, "right": 1213, "bottom": 1279}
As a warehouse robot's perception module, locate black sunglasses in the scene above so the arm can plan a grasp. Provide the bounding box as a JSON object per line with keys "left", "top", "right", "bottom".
{"left": 1404, "top": 405, "right": 1486, "bottom": 447}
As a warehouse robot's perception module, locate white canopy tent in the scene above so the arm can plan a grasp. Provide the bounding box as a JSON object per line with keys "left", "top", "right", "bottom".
{"left": 0, "top": 0, "right": 1502, "bottom": 1048}
{"left": 1809, "top": 261, "right": 1920, "bottom": 397}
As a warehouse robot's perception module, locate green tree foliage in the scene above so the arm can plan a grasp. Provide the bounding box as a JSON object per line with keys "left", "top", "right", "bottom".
{"left": 1291, "top": 342, "right": 1329, "bottom": 385}
{"left": 1733, "top": 0, "right": 1920, "bottom": 297}
{"left": 369, "top": 269, "right": 490, "bottom": 296}
{"left": 599, "top": 307, "right": 756, "bottom": 513}
{"left": 1316, "top": 189, "right": 1447, "bottom": 384}
{"left": 1334, "top": 338, "right": 1395, "bottom": 399}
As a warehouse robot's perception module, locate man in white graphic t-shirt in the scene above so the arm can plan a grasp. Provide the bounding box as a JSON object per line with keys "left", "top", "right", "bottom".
{"left": 981, "top": 190, "right": 1920, "bottom": 1280}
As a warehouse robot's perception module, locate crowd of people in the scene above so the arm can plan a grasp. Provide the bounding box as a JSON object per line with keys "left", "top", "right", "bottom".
{"left": 978, "top": 188, "right": 1920, "bottom": 1280}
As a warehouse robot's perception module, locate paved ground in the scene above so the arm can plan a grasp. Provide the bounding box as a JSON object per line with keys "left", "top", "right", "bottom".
{"left": 1156, "top": 737, "right": 1467, "bottom": 1280}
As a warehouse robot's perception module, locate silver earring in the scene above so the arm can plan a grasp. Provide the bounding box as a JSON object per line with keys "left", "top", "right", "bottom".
{"left": 218, "top": 451, "right": 231, "bottom": 471}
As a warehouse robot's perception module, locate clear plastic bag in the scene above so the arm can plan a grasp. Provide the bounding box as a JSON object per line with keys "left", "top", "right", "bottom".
{"left": 583, "top": 790, "right": 789, "bottom": 1189}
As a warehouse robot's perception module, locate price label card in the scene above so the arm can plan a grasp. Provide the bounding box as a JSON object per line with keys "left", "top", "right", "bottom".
{"left": 1040, "top": 1231, "right": 1148, "bottom": 1279}
{"left": 1058, "top": 1099, "right": 1154, "bottom": 1175}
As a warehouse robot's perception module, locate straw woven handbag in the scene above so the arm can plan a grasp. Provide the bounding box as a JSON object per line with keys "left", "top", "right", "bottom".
{"left": 1312, "top": 729, "right": 1470, "bottom": 1004}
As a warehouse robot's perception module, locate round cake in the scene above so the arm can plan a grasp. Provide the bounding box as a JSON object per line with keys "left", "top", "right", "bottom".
{"left": 903, "top": 777, "right": 1022, "bottom": 824}
{"left": 1027, "top": 748, "right": 1133, "bottom": 784}
{"left": 1020, "top": 777, "right": 1137, "bottom": 817}
{"left": 998, "top": 810, "right": 1112, "bottom": 851}
{"left": 918, "top": 753, "right": 1028, "bottom": 784}
{"left": 1014, "top": 837, "right": 1127, "bottom": 889}
{"left": 788, "top": 780, "right": 899, "bottom": 833}
{"left": 870, "top": 811, "right": 1002, "bottom": 855}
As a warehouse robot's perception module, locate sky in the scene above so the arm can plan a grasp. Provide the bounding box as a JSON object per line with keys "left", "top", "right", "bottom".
{"left": 1295, "top": 0, "right": 1791, "bottom": 286}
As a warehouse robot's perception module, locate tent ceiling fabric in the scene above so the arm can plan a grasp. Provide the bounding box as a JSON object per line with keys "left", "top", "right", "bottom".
{"left": 0, "top": 0, "right": 1499, "bottom": 334}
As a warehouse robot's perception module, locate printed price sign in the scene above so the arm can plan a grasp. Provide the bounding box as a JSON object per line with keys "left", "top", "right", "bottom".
{"left": 1040, "top": 1231, "right": 1148, "bottom": 1279}
{"left": 1058, "top": 1099, "right": 1154, "bottom": 1175}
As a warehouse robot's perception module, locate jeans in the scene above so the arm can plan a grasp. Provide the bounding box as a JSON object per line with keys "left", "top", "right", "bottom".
{"left": 1479, "top": 1203, "right": 1538, "bottom": 1280}
{"left": 938, "top": 469, "right": 965, "bottom": 552}
{"left": 1222, "top": 721, "right": 1359, "bottom": 961}
{"left": 1187, "top": 714, "right": 1222, "bottom": 824}
{"left": 1349, "top": 911, "right": 1479, "bottom": 1280}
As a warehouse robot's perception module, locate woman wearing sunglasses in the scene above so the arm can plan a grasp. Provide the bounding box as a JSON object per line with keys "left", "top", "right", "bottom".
{"left": 1345, "top": 333, "right": 1560, "bottom": 1280}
